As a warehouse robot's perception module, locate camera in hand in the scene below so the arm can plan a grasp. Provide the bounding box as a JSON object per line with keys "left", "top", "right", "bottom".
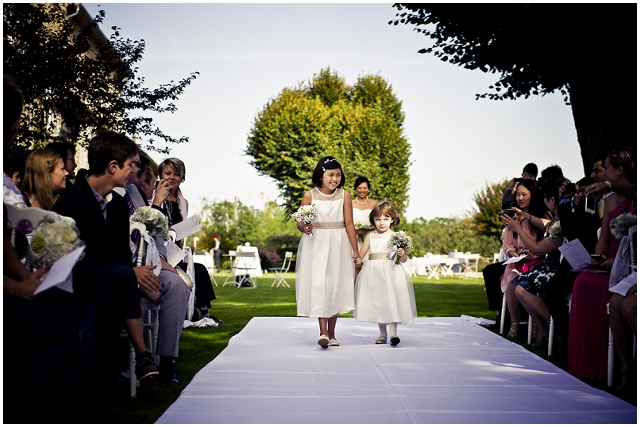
{"left": 499, "top": 208, "right": 516, "bottom": 218}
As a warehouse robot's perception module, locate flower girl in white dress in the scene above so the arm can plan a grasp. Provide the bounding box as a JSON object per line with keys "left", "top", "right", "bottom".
{"left": 295, "top": 157, "right": 360, "bottom": 348}
{"left": 354, "top": 201, "right": 416, "bottom": 346}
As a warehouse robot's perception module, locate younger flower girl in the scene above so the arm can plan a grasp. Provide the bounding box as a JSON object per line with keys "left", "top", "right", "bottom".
{"left": 354, "top": 201, "right": 416, "bottom": 346}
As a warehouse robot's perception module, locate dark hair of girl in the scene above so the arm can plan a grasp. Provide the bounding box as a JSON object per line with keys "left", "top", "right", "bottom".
{"left": 515, "top": 179, "right": 546, "bottom": 241}
{"left": 312, "top": 156, "right": 345, "bottom": 188}
{"left": 354, "top": 176, "right": 371, "bottom": 191}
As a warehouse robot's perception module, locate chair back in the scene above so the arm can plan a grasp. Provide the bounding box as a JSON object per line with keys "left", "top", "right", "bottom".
{"left": 130, "top": 222, "right": 147, "bottom": 267}
{"left": 5, "top": 203, "right": 64, "bottom": 245}
{"left": 281, "top": 251, "right": 293, "bottom": 273}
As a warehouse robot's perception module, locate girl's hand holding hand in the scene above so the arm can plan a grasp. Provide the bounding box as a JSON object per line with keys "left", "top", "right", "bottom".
{"left": 353, "top": 255, "right": 362, "bottom": 266}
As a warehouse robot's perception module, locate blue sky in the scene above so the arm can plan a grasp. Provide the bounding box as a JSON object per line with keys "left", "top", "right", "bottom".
{"left": 94, "top": 3, "right": 583, "bottom": 221}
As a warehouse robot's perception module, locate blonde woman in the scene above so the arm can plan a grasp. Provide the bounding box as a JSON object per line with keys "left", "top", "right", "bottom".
{"left": 21, "top": 149, "right": 68, "bottom": 210}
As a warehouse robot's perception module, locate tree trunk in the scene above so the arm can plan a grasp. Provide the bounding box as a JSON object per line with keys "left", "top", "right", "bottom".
{"left": 568, "top": 71, "right": 637, "bottom": 176}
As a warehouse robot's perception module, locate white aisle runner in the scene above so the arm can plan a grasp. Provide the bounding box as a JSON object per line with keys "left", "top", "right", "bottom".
{"left": 157, "top": 317, "right": 636, "bottom": 424}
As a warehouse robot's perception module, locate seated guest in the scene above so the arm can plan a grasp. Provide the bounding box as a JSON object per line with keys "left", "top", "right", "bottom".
{"left": 20, "top": 149, "right": 68, "bottom": 209}
{"left": 607, "top": 185, "right": 636, "bottom": 393}
{"left": 44, "top": 139, "right": 77, "bottom": 183}
{"left": 501, "top": 180, "right": 564, "bottom": 346}
{"left": 124, "top": 157, "right": 190, "bottom": 383}
{"left": 155, "top": 157, "right": 218, "bottom": 319}
{"left": 538, "top": 165, "right": 564, "bottom": 187}
{"left": 568, "top": 147, "right": 635, "bottom": 381}
{"left": 501, "top": 163, "right": 537, "bottom": 209}
{"left": 538, "top": 176, "right": 603, "bottom": 351}
{"left": 482, "top": 229, "right": 507, "bottom": 329}
{"left": 500, "top": 179, "right": 548, "bottom": 338}
{"left": 4, "top": 152, "right": 22, "bottom": 186}
{"left": 4, "top": 74, "right": 104, "bottom": 422}
{"left": 52, "top": 131, "right": 160, "bottom": 382}
{"left": 139, "top": 164, "right": 157, "bottom": 203}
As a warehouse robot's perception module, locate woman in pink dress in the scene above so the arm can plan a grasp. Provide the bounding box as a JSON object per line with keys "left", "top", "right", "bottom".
{"left": 500, "top": 179, "right": 549, "bottom": 337}
{"left": 568, "top": 147, "right": 635, "bottom": 381}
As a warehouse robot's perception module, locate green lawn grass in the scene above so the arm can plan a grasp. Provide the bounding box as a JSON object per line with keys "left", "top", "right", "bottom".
{"left": 109, "top": 272, "right": 631, "bottom": 423}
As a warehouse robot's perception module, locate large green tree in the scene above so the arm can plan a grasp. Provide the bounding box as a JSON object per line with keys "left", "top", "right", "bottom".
{"left": 246, "top": 68, "right": 411, "bottom": 216}
{"left": 390, "top": 4, "right": 636, "bottom": 175}
{"left": 3, "top": 3, "right": 198, "bottom": 153}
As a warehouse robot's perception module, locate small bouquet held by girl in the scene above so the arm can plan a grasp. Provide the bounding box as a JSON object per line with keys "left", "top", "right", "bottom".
{"left": 291, "top": 204, "right": 318, "bottom": 236}
{"left": 387, "top": 230, "right": 413, "bottom": 265}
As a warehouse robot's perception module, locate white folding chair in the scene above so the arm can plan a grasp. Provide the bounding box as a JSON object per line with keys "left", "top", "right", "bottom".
{"left": 233, "top": 251, "right": 258, "bottom": 288}
{"left": 222, "top": 250, "right": 237, "bottom": 286}
{"left": 268, "top": 251, "right": 292, "bottom": 288}
{"left": 425, "top": 256, "right": 440, "bottom": 280}
{"left": 122, "top": 222, "right": 161, "bottom": 398}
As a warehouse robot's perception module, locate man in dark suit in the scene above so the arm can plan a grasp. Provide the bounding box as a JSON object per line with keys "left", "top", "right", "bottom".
{"left": 52, "top": 131, "right": 160, "bottom": 381}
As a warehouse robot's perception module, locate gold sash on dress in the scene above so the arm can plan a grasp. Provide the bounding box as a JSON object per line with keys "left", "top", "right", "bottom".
{"left": 312, "top": 221, "right": 345, "bottom": 229}
{"left": 369, "top": 253, "right": 391, "bottom": 261}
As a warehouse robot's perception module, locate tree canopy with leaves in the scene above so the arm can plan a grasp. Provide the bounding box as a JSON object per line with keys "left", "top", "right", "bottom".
{"left": 390, "top": 4, "right": 636, "bottom": 175}
{"left": 3, "top": 3, "right": 198, "bottom": 153}
{"left": 246, "top": 68, "right": 411, "bottom": 216}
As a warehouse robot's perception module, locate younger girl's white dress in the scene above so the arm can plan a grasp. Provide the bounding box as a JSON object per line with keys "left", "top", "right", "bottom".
{"left": 296, "top": 188, "right": 355, "bottom": 318}
{"left": 354, "top": 231, "right": 417, "bottom": 324}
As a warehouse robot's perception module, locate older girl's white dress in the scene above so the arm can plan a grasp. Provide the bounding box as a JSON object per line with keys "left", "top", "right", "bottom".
{"left": 354, "top": 231, "right": 417, "bottom": 324}
{"left": 296, "top": 188, "right": 355, "bottom": 318}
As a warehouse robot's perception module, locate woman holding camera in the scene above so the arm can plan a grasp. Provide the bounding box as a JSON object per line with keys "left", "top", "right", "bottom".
{"left": 501, "top": 180, "right": 564, "bottom": 345}
{"left": 500, "top": 179, "right": 549, "bottom": 338}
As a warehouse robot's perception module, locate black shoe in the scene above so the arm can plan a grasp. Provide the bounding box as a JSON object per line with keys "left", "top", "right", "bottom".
{"left": 390, "top": 336, "right": 400, "bottom": 346}
{"left": 135, "top": 352, "right": 159, "bottom": 380}
{"left": 210, "top": 316, "right": 225, "bottom": 324}
{"left": 158, "top": 356, "right": 180, "bottom": 384}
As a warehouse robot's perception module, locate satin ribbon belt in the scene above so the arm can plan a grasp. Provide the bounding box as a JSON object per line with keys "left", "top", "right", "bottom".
{"left": 369, "top": 253, "right": 391, "bottom": 261}
{"left": 312, "top": 221, "right": 345, "bottom": 229}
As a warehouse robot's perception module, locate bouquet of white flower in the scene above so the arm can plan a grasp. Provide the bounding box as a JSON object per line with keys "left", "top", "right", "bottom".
{"left": 387, "top": 230, "right": 413, "bottom": 264}
{"left": 610, "top": 213, "right": 636, "bottom": 240}
{"left": 131, "top": 206, "right": 169, "bottom": 240}
{"left": 28, "top": 217, "right": 84, "bottom": 269}
{"left": 292, "top": 204, "right": 318, "bottom": 236}
{"left": 354, "top": 218, "right": 371, "bottom": 231}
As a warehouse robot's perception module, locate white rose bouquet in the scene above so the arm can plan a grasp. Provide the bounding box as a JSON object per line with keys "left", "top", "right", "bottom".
{"left": 131, "top": 206, "right": 169, "bottom": 240}
{"left": 28, "top": 217, "right": 84, "bottom": 269}
{"left": 354, "top": 217, "right": 371, "bottom": 242}
{"left": 610, "top": 213, "right": 636, "bottom": 240}
{"left": 292, "top": 204, "right": 318, "bottom": 236}
{"left": 387, "top": 230, "right": 413, "bottom": 264}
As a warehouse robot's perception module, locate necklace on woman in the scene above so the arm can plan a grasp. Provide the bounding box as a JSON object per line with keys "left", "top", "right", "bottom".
{"left": 355, "top": 196, "right": 369, "bottom": 205}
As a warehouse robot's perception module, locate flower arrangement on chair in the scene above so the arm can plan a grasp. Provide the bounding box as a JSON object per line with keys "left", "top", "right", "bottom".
{"left": 28, "top": 217, "right": 84, "bottom": 269}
